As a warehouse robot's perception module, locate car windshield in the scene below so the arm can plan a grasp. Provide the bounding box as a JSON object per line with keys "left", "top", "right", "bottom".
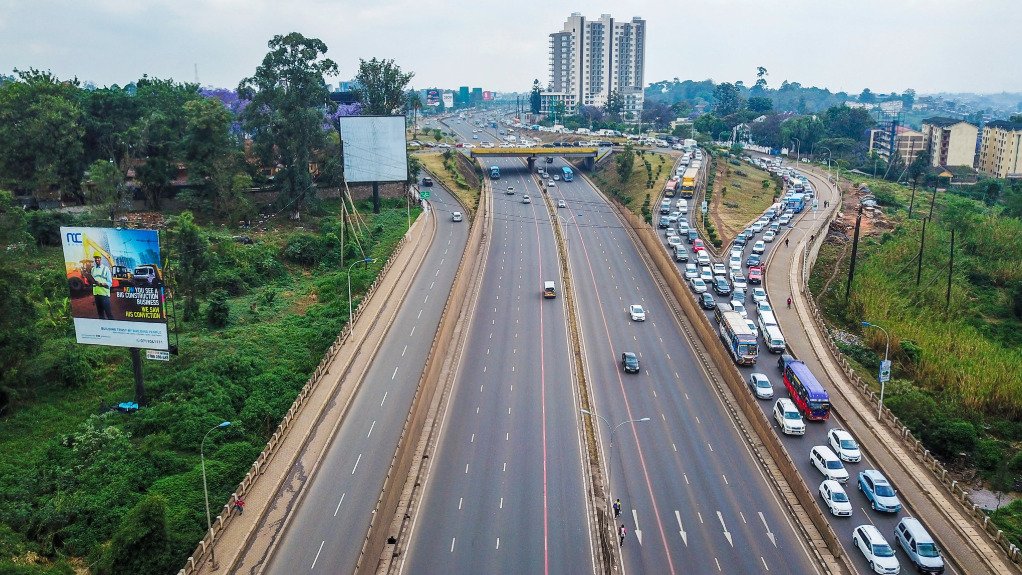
{"left": 916, "top": 543, "right": 939, "bottom": 557}
{"left": 785, "top": 411, "right": 800, "bottom": 420}
{"left": 840, "top": 439, "right": 857, "bottom": 449}
{"left": 757, "top": 380, "right": 771, "bottom": 388}
{"left": 827, "top": 460, "right": 844, "bottom": 470}
{"left": 874, "top": 483, "right": 895, "bottom": 497}
{"left": 831, "top": 491, "right": 848, "bottom": 502}
{"left": 872, "top": 544, "right": 895, "bottom": 558}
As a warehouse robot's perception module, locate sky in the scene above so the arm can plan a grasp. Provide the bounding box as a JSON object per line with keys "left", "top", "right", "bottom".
{"left": 2, "top": 0, "right": 1020, "bottom": 95}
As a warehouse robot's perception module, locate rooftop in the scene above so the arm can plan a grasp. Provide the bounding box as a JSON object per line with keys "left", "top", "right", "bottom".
{"left": 922, "top": 116, "right": 976, "bottom": 128}
{"left": 985, "top": 120, "right": 1022, "bottom": 132}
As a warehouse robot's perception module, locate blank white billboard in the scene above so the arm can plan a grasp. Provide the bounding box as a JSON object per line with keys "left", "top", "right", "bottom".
{"left": 337, "top": 115, "right": 409, "bottom": 183}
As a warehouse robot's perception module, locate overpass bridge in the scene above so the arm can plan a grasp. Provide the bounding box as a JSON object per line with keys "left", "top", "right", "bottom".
{"left": 470, "top": 146, "right": 601, "bottom": 171}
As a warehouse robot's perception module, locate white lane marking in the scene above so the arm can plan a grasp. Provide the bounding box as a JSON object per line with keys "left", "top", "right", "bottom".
{"left": 503, "top": 462, "right": 507, "bottom": 471}
{"left": 311, "top": 540, "right": 326, "bottom": 569}
{"left": 715, "top": 557, "right": 722, "bottom": 572}
{"left": 401, "top": 345, "right": 407, "bottom": 357}
{"left": 722, "top": 474, "right": 729, "bottom": 485}
{"left": 465, "top": 464, "right": 470, "bottom": 474}
{"left": 759, "top": 512, "right": 777, "bottom": 547}
{"left": 423, "top": 294, "right": 429, "bottom": 303}
{"left": 458, "top": 497, "right": 463, "bottom": 510}
{"left": 500, "top": 497, "right": 504, "bottom": 509}
{"left": 673, "top": 443, "right": 678, "bottom": 452}
{"left": 506, "top": 433, "right": 509, "bottom": 441}
{"left": 367, "top": 420, "right": 376, "bottom": 438}
{"left": 740, "top": 512, "right": 747, "bottom": 524}
{"left": 392, "top": 366, "right": 399, "bottom": 380}
{"left": 450, "top": 538, "right": 456, "bottom": 553}
{"left": 380, "top": 391, "right": 388, "bottom": 406}
{"left": 707, "top": 443, "right": 713, "bottom": 452}
{"left": 409, "top": 326, "right": 415, "bottom": 337}
{"left": 761, "top": 557, "right": 769, "bottom": 571}
{"left": 470, "top": 434, "right": 475, "bottom": 443}
{"left": 417, "top": 309, "right": 423, "bottom": 319}
{"left": 675, "top": 510, "right": 688, "bottom": 546}
{"left": 652, "top": 390, "right": 657, "bottom": 398}
{"left": 429, "top": 281, "right": 434, "bottom": 290}
{"left": 631, "top": 509, "right": 643, "bottom": 545}
{"left": 717, "top": 511, "right": 734, "bottom": 547}
{"left": 351, "top": 453, "right": 362, "bottom": 475}
{"left": 333, "top": 493, "right": 346, "bottom": 516}
{"left": 696, "top": 416, "right": 701, "bottom": 424}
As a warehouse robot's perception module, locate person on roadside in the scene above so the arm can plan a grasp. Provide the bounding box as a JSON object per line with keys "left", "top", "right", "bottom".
{"left": 619, "top": 524, "right": 627, "bottom": 546}
{"left": 784, "top": 238, "right": 789, "bottom": 248}
{"left": 787, "top": 297, "right": 792, "bottom": 309}
{"left": 234, "top": 498, "right": 246, "bottom": 515}
{"left": 613, "top": 499, "right": 622, "bottom": 518}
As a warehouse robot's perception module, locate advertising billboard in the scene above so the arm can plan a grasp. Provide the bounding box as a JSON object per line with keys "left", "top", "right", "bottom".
{"left": 337, "top": 115, "right": 409, "bottom": 183}
{"left": 60, "top": 227, "right": 169, "bottom": 350}
{"left": 442, "top": 92, "right": 454, "bottom": 109}
{"left": 483, "top": 91, "right": 493, "bottom": 101}
{"left": 426, "top": 88, "right": 440, "bottom": 106}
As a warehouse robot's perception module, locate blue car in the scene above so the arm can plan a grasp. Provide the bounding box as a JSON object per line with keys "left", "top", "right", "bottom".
{"left": 745, "top": 253, "right": 762, "bottom": 267}
{"left": 858, "top": 469, "right": 902, "bottom": 513}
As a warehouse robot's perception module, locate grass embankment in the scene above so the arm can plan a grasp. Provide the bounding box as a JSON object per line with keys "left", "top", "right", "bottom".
{"left": 0, "top": 198, "right": 417, "bottom": 574}
{"left": 417, "top": 151, "right": 481, "bottom": 215}
{"left": 590, "top": 149, "right": 673, "bottom": 220}
{"left": 710, "top": 158, "right": 780, "bottom": 242}
{"left": 810, "top": 177, "right": 1022, "bottom": 545}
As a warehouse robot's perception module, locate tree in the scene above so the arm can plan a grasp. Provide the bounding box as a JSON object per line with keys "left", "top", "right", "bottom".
{"left": 183, "top": 97, "right": 234, "bottom": 195}
{"left": 782, "top": 115, "right": 826, "bottom": 153}
{"left": 977, "top": 178, "right": 1004, "bottom": 206}
{"left": 641, "top": 101, "right": 673, "bottom": 130}
{"left": 1003, "top": 180, "right": 1022, "bottom": 219}
{"left": 693, "top": 114, "right": 726, "bottom": 139}
{"left": 239, "top": 33, "right": 338, "bottom": 220}
{"left": 578, "top": 105, "right": 604, "bottom": 127}
{"left": 83, "top": 159, "right": 124, "bottom": 220}
{"left": 712, "top": 82, "right": 744, "bottom": 117}
{"left": 822, "top": 105, "right": 875, "bottom": 140}
{"left": 406, "top": 89, "right": 423, "bottom": 137}
{"left": 859, "top": 88, "right": 877, "bottom": 104}
{"left": 354, "top": 57, "right": 414, "bottom": 115}
{"left": 752, "top": 66, "right": 769, "bottom": 94}
{"left": 747, "top": 96, "right": 773, "bottom": 114}
{"left": 615, "top": 144, "right": 635, "bottom": 181}
{"left": 749, "top": 114, "right": 785, "bottom": 148}
{"left": 901, "top": 89, "right": 916, "bottom": 109}
{"left": 0, "top": 191, "right": 37, "bottom": 413}
{"left": 97, "top": 495, "right": 174, "bottom": 575}
{"left": 530, "top": 79, "right": 541, "bottom": 114}
{"left": 168, "top": 211, "right": 210, "bottom": 321}
{"left": 604, "top": 90, "right": 624, "bottom": 121}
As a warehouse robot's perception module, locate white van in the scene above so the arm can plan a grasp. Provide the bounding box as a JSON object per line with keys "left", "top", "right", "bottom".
{"left": 895, "top": 517, "right": 945, "bottom": 573}
{"left": 763, "top": 325, "right": 786, "bottom": 353}
{"left": 758, "top": 310, "right": 778, "bottom": 335}
{"left": 773, "top": 398, "right": 805, "bottom": 435}
{"left": 676, "top": 198, "right": 688, "bottom": 212}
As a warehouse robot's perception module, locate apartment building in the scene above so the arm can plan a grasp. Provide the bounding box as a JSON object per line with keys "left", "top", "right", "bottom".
{"left": 544, "top": 13, "right": 646, "bottom": 117}
{"left": 978, "top": 120, "right": 1022, "bottom": 179}
{"left": 920, "top": 117, "right": 978, "bottom": 168}
{"left": 869, "top": 125, "right": 926, "bottom": 165}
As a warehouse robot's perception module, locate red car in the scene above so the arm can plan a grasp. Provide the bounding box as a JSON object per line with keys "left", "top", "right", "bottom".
{"left": 692, "top": 238, "right": 705, "bottom": 252}
{"left": 748, "top": 266, "right": 763, "bottom": 284}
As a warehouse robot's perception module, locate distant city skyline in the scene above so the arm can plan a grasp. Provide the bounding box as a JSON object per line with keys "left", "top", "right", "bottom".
{"left": 1, "top": 0, "right": 1020, "bottom": 95}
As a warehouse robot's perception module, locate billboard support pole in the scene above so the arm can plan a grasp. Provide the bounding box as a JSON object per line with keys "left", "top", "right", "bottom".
{"left": 372, "top": 181, "right": 381, "bottom": 214}
{"left": 130, "top": 348, "right": 147, "bottom": 406}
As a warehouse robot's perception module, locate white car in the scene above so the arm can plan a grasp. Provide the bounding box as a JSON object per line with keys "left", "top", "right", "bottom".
{"left": 757, "top": 300, "right": 773, "bottom": 313}
{"left": 557, "top": 199, "right": 566, "bottom": 208}
{"left": 699, "top": 267, "right": 714, "bottom": 283}
{"left": 779, "top": 214, "right": 792, "bottom": 226}
{"left": 748, "top": 373, "right": 773, "bottom": 399}
{"left": 697, "top": 252, "right": 710, "bottom": 266}
{"left": 819, "top": 480, "right": 853, "bottom": 517}
{"left": 810, "top": 445, "right": 849, "bottom": 483}
{"left": 751, "top": 221, "right": 765, "bottom": 233}
{"left": 667, "top": 236, "right": 683, "bottom": 248}
{"left": 773, "top": 398, "right": 805, "bottom": 435}
{"left": 712, "top": 263, "right": 727, "bottom": 276}
{"left": 684, "top": 263, "right": 698, "bottom": 279}
{"left": 853, "top": 525, "right": 901, "bottom": 574}
{"left": 548, "top": 180, "right": 556, "bottom": 187}
{"left": 732, "top": 275, "right": 748, "bottom": 290}
{"left": 553, "top": 174, "right": 561, "bottom": 181}
{"left": 666, "top": 227, "right": 677, "bottom": 238}
{"left": 828, "top": 429, "right": 862, "bottom": 463}
{"left": 730, "top": 300, "right": 748, "bottom": 318}
{"left": 690, "top": 277, "right": 707, "bottom": 294}
{"left": 506, "top": 186, "right": 515, "bottom": 195}
{"left": 451, "top": 211, "right": 463, "bottom": 222}
{"left": 629, "top": 304, "right": 646, "bottom": 321}
{"left": 752, "top": 288, "right": 767, "bottom": 303}
{"left": 745, "top": 319, "right": 759, "bottom": 338}
{"left": 729, "top": 255, "right": 743, "bottom": 269}
{"left": 763, "top": 230, "right": 776, "bottom": 243}
{"left": 522, "top": 195, "right": 531, "bottom": 204}
{"left": 678, "top": 222, "right": 690, "bottom": 233}
{"left": 752, "top": 240, "right": 766, "bottom": 254}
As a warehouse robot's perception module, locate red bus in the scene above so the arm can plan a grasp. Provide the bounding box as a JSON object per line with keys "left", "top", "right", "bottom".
{"left": 783, "top": 360, "right": 831, "bottom": 420}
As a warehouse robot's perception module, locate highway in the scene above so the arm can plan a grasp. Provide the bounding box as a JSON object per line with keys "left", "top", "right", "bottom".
{"left": 545, "top": 157, "right": 820, "bottom": 574}
{"left": 263, "top": 184, "right": 469, "bottom": 574}
{"left": 400, "top": 149, "right": 594, "bottom": 573}
{"left": 658, "top": 157, "right": 962, "bottom": 575}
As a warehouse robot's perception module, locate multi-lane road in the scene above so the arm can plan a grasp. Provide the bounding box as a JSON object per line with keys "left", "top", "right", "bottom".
{"left": 263, "top": 184, "right": 469, "bottom": 573}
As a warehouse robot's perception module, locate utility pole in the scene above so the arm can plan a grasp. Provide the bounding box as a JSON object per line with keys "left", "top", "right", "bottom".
{"left": 845, "top": 206, "right": 863, "bottom": 302}
{"left": 945, "top": 228, "right": 955, "bottom": 313}
{"left": 928, "top": 185, "right": 938, "bottom": 219}
{"left": 916, "top": 217, "right": 928, "bottom": 286}
{"left": 908, "top": 181, "right": 917, "bottom": 219}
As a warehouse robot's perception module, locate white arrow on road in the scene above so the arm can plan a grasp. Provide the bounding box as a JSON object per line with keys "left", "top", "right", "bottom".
{"left": 675, "top": 510, "right": 688, "bottom": 546}
{"left": 758, "top": 511, "right": 777, "bottom": 547}
{"left": 632, "top": 509, "right": 643, "bottom": 545}
{"left": 717, "top": 511, "right": 733, "bottom": 547}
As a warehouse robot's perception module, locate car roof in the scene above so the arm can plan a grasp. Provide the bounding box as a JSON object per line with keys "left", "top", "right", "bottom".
{"left": 813, "top": 446, "right": 839, "bottom": 459}
{"left": 861, "top": 469, "right": 888, "bottom": 482}
{"left": 821, "top": 479, "right": 843, "bottom": 490}
{"left": 830, "top": 429, "right": 852, "bottom": 439}
{"left": 857, "top": 524, "right": 884, "bottom": 539}
{"left": 777, "top": 398, "right": 797, "bottom": 409}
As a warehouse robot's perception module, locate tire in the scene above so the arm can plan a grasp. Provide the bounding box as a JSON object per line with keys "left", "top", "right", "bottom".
{"left": 68, "top": 277, "right": 84, "bottom": 292}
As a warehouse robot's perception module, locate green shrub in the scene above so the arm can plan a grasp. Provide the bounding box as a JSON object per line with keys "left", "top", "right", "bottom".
{"left": 973, "top": 438, "right": 1005, "bottom": 472}
{"left": 97, "top": 495, "right": 174, "bottom": 575}
{"left": 205, "top": 268, "right": 248, "bottom": 296}
{"left": 281, "top": 233, "right": 326, "bottom": 266}
{"left": 26, "top": 211, "right": 76, "bottom": 247}
{"left": 206, "top": 290, "right": 230, "bottom": 328}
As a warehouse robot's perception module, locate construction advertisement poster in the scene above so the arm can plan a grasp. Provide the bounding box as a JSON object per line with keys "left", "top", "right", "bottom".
{"left": 60, "top": 227, "right": 169, "bottom": 350}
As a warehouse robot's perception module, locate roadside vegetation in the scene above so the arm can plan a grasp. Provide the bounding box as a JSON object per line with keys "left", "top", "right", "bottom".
{"left": 0, "top": 32, "right": 423, "bottom": 574}
{"left": 416, "top": 149, "right": 481, "bottom": 214}
{"left": 811, "top": 174, "right": 1022, "bottom": 545}
{"left": 706, "top": 150, "right": 781, "bottom": 243}
{"left": 591, "top": 147, "right": 673, "bottom": 220}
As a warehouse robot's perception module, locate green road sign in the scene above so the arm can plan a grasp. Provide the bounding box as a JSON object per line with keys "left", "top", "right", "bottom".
{"left": 419, "top": 190, "right": 430, "bottom": 200}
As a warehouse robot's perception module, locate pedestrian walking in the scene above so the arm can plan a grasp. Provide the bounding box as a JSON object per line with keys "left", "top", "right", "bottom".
{"left": 784, "top": 238, "right": 789, "bottom": 248}
{"left": 234, "top": 498, "right": 245, "bottom": 515}
{"left": 787, "top": 297, "right": 792, "bottom": 309}
{"left": 619, "top": 524, "right": 627, "bottom": 546}
{"left": 613, "top": 499, "right": 622, "bottom": 518}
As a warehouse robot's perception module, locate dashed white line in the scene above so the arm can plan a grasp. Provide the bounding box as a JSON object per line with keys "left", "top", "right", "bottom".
{"left": 392, "top": 366, "right": 399, "bottom": 380}
{"left": 367, "top": 420, "right": 376, "bottom": 438}
{"left": 351, "top": 453, "right": 362, "bottom": 474}
{"left": 333, "top": 493, "right": 346, "bottom": 516}
{"left": 311, "top": 540, "right": 326, "bottom": 569}
{"left": 380, "top": 391, "right": 388, "bottom": 406}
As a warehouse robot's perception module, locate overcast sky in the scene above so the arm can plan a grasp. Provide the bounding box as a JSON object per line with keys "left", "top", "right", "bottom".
{"left": 2, "top": 0, "right": 1020, "bottom": 95}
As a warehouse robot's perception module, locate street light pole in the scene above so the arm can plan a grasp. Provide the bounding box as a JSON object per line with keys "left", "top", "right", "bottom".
{"left": 580, "top": 409, "right": 651, "bottom": 492}
{"left": 347, "top": 257, "right": 375, "bottom": 331}
{"left": 791, "top": 137, "right": 801, "bottom": 164}
{"left": 201, "top": 421, "right": 231, "bottom": 569}
{"left": 861, "top": 321, "right": 890, "bottom": 419}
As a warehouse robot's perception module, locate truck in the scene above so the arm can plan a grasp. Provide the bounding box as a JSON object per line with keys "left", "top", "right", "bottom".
{"left": 680, "top": 167, "right": 699, "bottom": 199}
{"left": 683, "top": 138, "right": 697, "bottom": 151}
{"left": 663, "top": 177, "right": 680, "bottom": 198}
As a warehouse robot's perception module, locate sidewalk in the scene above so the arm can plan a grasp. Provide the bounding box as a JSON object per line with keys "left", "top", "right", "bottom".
{"left": 766, "top": 166, "right": 1019, "bottom": 575}
{"left": 188, "top": 212, "right": 435, "bottom": 575}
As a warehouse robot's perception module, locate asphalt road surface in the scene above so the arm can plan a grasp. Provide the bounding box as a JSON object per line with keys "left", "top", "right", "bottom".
{"left": 264, "top": 184, "right": 469, "bottom": 574}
